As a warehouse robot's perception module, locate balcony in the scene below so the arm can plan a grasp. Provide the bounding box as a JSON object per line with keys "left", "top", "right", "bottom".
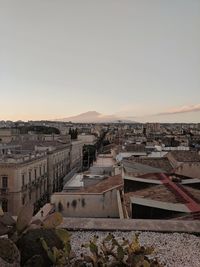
{"left": 0, "top": 188, "right": 9, "bottom": 195}
{"left": 41, "top": 173, "right": 48, "bottom": 178}
{"left": 22, "top": 184, "right": 28, "bottom": 191}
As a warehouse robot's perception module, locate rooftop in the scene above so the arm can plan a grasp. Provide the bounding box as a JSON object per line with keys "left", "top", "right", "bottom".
{"left": 124, "top": 172, "right": 200, "bottom": 218}
{"left": 124, "top": 157, "right": 173, "bottom": 173}
{"left": 10, "top": 140, "right": 69, "bottom": 152}
{"left": 174, "top": 211, "right": 200, "bottom": 220}
{"left": 130, "top": 197, "right": 189, "bottom": 213}
{"left": 124, "top": 175, "right": 162, "bottom": 184}
{"left": 77, "top": 174, "right": 123, "bottom": 193}
{"left": 63, "top": 173, "right": 84, "bottom": 189}
{"left": 0, "top": 151, "right": 47, "bottom": 164}
{"left": 181, "top": 185, "right": 200, "bottom": 203}
{"left": 125, "top": 185, "right": 185, "bottom": 204}
{"left": 168, "top": 151, "right": 200, "bottom": 162}
{"left": 93, "top": 154, "right": 115, "bottom": 167}
{"left": 124, "top": 143, "right": 145, "bottom": 152}
{"left": 63, "top": 173, "right": 107, "bottom": 190}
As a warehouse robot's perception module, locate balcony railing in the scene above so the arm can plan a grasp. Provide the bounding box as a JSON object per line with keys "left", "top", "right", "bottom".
{"left": 0, "top": 188, "right": 9, "bottom": 194}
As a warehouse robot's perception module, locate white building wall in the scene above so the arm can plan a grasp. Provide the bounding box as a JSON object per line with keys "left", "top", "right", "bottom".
{"left": 51, "top": 189, "right": 119, "bottom": 218}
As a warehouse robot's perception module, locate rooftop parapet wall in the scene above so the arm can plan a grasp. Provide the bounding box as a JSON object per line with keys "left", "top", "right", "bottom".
{"left": 59, "top": 217, "right": 200, "bottom": 233}
{"left": 0, "top": 151, "right": 47, "bottom": 164}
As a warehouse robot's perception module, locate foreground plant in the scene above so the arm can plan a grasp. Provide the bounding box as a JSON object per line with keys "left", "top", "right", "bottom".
{"left": 40, "top": 229, "right": 78, "bottom": 266}
{"left": 80, "top": 233, "right": 162, "bottom": 267}
{"left": 41, "top": 232, "right": 162, "bottom": 267}
{"left": 0, "top": 206, "right": 162, "bottom": 267}
{"left": 0, "top": 203, "right": 63, "bottom": 242}
{"left": 0, "top": 238, "right": 21, "bottom": 267}
{"left": 0, "top": 204, "right": 63, "bottom": 266}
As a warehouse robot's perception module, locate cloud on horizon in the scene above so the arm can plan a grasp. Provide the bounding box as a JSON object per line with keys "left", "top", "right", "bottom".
{"left": 155, "top": 104, "right": 200, "bottom": 116}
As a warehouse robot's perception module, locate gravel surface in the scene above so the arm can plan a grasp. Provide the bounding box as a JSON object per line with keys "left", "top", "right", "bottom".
{"left": 70, "top": 231, "right": 200, "bottom": 267}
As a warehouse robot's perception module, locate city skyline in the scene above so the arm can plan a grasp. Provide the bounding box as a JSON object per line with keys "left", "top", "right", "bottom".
{"left": 0, "top": 0, "right": 200, "bottom": 122}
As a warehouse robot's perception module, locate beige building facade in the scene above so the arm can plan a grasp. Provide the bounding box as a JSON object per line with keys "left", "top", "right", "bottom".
{"left": 0, "top": 140, "right": 72, "bottom": 215}
{"left": 70, "top": 140, "right": 83, "bottom": 172}
{"left": 35, "top": 142, "right": 71, "bottom": 194}
{"left": 0, "top": 152, "right": 48, "bottom": 215}
{"left": 47, "top": 145, "right": 71, "bottom": 194}
{"left": 0, "top": 128, "right": 20, "bottom": 143}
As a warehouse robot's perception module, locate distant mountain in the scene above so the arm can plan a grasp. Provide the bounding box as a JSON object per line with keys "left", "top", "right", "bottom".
{"left": 56, "top": 111, "right": 136, "bottom": 123}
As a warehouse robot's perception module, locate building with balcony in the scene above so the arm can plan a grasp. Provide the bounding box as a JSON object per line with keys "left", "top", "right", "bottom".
{"left": 34, "top": 141, "right": 71, "bottom": 194}
{"left": 0, "top": 151, "right": 48, "bottom": 215}
{"left": 0, "top": 139, "right": 71, "bottom": 215}
{"left": 70, "top": 140, "right": 83, "bottom": 172}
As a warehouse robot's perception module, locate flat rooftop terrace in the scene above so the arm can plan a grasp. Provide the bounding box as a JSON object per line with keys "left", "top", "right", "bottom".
{"left": 93, "top": 155, "right": 115, "bottom": 167}
{"left": 63, "top": 173, "right": 84, "bottom": 189}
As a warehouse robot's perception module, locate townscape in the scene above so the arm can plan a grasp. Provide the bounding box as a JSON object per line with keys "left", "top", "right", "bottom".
{"left": 1, "top": 0, "right": 200, "bottom": 266}
{"left": 1, "top": 119, "right": 200, "bottom": 220}
{"left": 1, "top": 119, "right": 200, "bottom": 266}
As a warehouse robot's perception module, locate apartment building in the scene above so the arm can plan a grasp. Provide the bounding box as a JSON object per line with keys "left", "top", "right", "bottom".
{"left": 0, "top": 128, "right": 20, "bottom": 143}
{"left": 0, "top": 139, "right": 71, "bottom": 215}
{"left": 34, "top": 141, "right": 71, "bottom": 194}
{"left": 78, "top": 133, "right": 97, "bottom": 145}
{"left": 0, "top": 152, "right": 48, "bottom": 215}
{"left": 70, "top": 140, "right": 83, "bottom": 172}
{"left": 46, "top": 143, "right": 71, "bottom": 194}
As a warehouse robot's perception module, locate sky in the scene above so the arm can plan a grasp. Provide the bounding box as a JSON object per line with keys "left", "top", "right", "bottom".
{"left": 0, "top": 0, "right": 200, "bottom": 122}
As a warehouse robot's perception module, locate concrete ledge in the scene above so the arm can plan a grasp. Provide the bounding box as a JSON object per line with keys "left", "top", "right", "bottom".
{"left": 60, "top": 218, "right": 200, "bottom": 233}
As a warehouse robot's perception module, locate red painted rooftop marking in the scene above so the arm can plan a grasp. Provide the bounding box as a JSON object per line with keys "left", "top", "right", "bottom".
{"left": 159, "top": 173, "right": 200, "bottom": 212}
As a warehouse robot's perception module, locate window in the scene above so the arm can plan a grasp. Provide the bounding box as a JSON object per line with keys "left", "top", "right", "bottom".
{"left": 34, "top": 169, "right": 37, "bottom": 180}
{"left": 1, "top": 199, "right": 8, "bottom": 212}
{"left": 22, "top": 196, "right": 26, "bottom": 205}
{"left": 39, "top": 166, "right": 42, "bottom": 176}
{"left": 43, "top": 165, "right": 45, "bottom": 174}
{"left": 29, "top": 171, "right": 31, "bottom": 183}
{"left": 29, "top": 192, "right": 31, "bottom": 200}
{"left": 22, "top": 174, "right": 25, "bottom": 186}
{"left": 2, "top": 176, "right": 8, "bottom": 188}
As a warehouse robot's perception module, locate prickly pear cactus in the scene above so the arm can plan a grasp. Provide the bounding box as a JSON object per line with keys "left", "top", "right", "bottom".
{"left": 43, "top": 212, "right": 63, "bottom": 228}
{"left": 23, "top": 255, "right": 45, "bottom": 267}
{"left": 0, "top": 212, "right": 16, "bottom": 237}
{"left": 0, "top": 222, "right": 10, "bottom": 236}
{"left": 17, "top": 228, "right": 63, "bottom": 266}
{"left": 0, "top": 238, "right": 20, "bottom": 267}
{"left": 0, "top": 213, "right": 16, "bottom": 227}
{"left": 16, "top": 203, "right": 34, "bottom": 234}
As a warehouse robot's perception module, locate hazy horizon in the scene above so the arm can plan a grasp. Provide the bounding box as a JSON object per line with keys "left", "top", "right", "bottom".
{"left": 1, "top": 109, "right": 200, "bottom": 124}
{"left": 0, "top": 0, "right": 200, "bottom": 122}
